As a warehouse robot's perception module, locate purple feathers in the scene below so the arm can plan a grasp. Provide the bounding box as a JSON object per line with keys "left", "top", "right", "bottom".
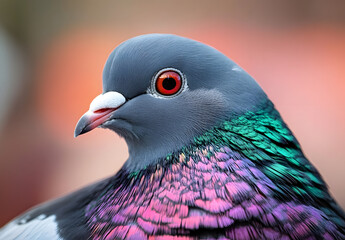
{"left": 85, "top": 146, "right": 341, "bottom": 239}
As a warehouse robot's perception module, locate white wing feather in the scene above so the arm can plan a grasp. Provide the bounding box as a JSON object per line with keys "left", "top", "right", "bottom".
{"left": 0, "top": 215, "right": 62, "bottom": 240}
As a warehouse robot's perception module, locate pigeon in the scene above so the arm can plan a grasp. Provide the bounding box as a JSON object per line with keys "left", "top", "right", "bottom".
{"left": 1, "top": 34, "right": 344, "bottom": 239}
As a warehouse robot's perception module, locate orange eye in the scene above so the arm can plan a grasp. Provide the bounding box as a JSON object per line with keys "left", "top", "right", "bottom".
{"left": 155, "top": 70, "right": 183, "bottom": 96}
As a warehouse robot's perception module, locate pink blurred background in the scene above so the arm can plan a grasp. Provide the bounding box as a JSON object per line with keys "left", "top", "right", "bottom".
{"left": 0, "top": 0, "right": 345, "bottom": 226}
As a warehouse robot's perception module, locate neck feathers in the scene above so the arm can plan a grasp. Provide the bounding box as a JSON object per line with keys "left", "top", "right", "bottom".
{"left": 108, "top": 100, "right": 330, "bottom": 207}
{"left": 85, "top": 100, "right": 345, "bottom": 238}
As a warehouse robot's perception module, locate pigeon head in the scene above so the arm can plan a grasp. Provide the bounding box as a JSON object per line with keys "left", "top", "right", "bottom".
{"left": 74, "top": 34, "right": 267, "bottom": 171}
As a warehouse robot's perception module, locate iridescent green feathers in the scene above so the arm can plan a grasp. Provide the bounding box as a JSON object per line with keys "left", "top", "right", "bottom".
{"left": 83, "top": 99, "right": 345, "bottom": 239}
{"left": 194, "top": 100, "right": 345, "bottom": 228}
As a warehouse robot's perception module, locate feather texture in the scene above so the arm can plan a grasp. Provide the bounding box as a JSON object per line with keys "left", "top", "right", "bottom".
{"left": 85, "top": 100, "right": 345, "bottom": 239}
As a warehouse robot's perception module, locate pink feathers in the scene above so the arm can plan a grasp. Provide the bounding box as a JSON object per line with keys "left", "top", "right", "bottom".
{"left": 86, "top": 146, "right": 341, "bottom": 239}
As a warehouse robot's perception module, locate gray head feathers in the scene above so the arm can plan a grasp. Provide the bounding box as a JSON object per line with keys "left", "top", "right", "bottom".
{"left": 75, "top": 34, "right": 267, "bottom": 171}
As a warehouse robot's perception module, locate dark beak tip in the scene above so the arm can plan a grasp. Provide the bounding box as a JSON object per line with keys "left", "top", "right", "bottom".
{"left": 74, "top": 114, "right": 91, "bottom": 138}
{"left": 74, "top": 130, "right": 80, "bottom": 138}
{"left": 74, "top": 122, "right": 91, "bottom": 138}
{"left": 74, "top": 126, "right": 83, "bottom": 138}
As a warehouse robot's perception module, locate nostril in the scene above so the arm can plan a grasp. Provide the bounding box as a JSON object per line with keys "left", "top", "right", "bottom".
{"left": 94, "top": 108, "right": 111, "bottom": 114}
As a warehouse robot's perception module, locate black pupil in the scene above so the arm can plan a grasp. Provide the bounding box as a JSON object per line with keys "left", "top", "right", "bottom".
{"left": 162, "top": 77, "right": 176, "bottom": 90}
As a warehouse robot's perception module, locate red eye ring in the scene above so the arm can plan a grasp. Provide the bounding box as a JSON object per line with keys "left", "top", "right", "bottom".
{"left": 155, "top": 70, "right": 183, "bottom": 96}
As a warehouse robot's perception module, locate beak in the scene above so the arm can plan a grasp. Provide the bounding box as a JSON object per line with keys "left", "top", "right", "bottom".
{"left": 74, "top": 108, "right": 118, "bottom": 137}
{"left": 74, "top": 91, "right": 126, "bottom": 137}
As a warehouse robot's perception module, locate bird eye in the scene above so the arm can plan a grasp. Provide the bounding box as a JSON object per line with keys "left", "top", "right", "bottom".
{"left": 152, "top": 68, "right": 185, "bottom": 97}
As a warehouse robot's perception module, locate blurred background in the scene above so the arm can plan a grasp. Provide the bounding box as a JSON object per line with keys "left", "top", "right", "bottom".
{"left": 0, "top": 0, "right": 345, "bottom": 226}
